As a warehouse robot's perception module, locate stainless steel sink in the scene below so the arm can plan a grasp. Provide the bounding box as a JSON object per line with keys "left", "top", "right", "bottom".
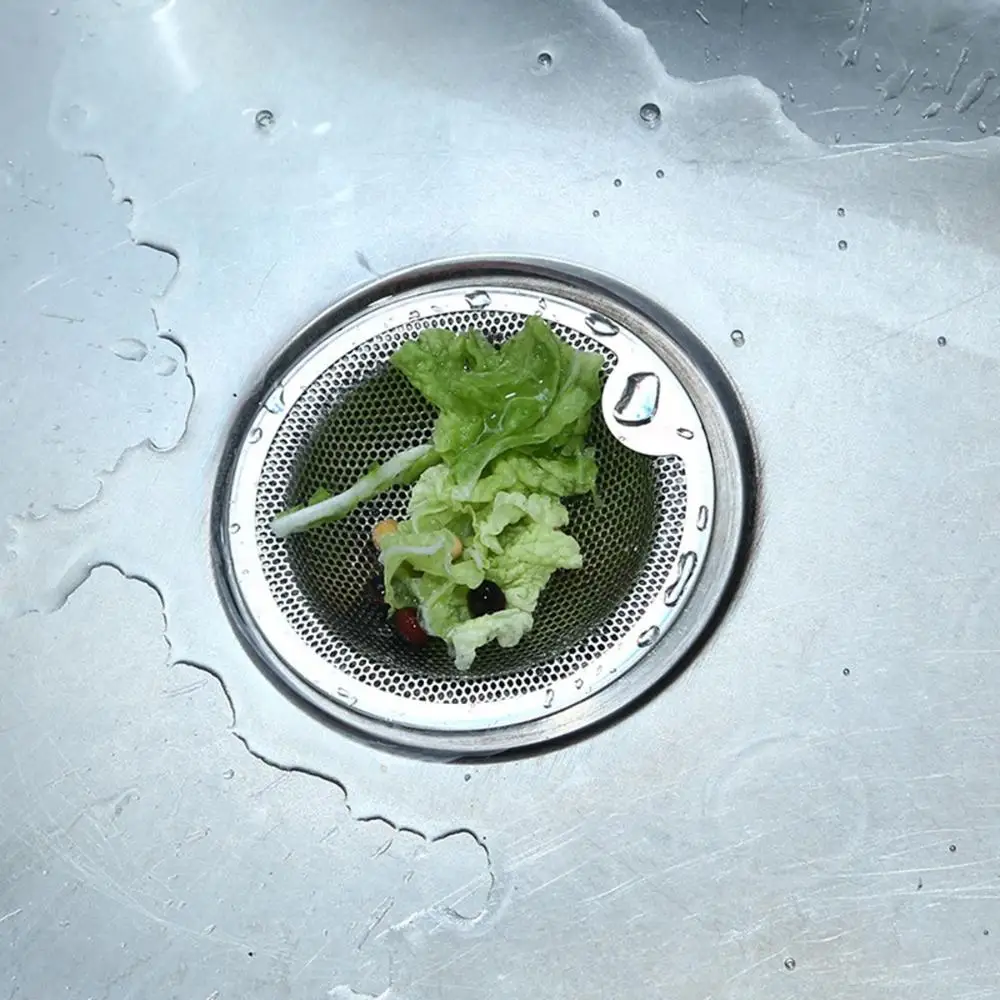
{"left": 2, "top": 1, "right": 999, "bottom": 997}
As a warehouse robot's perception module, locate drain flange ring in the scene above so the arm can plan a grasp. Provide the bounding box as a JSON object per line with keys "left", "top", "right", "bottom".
{"left": 214, "top": 258, "right": 754, "bottom": 758}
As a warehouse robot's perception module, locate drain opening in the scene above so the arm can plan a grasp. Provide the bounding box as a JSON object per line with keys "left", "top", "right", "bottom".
{"left": 217, "top": 261, "right": 753, "bottom": 756}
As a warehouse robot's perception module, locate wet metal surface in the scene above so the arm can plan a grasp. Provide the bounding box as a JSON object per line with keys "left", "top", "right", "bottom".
{"left": 2, "top": 0, "right": 1000, "bottom": 997}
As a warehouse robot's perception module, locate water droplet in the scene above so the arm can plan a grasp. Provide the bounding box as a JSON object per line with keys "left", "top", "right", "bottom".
{"left": 408, "top": 309, "right": 421, "bottom": 322}
{"left": 937, "top": 335, "right": 947, "bottom": 346}
{"left": 263, "top": 387, "right": 285, "bottom": 414}
{"left": 536, "top": 297, "right": 547, "bottom": 313}
{"left": 639, "top": 102, "right": 662, "bottom": 127}
{"left": 978, "top": 120, "right": 988, "bottom": 133}
{"left": 536, "top": 51, "right": 553, "bottom": 70}
{"left": 922, "top": 101, "right": 943, "bottom": 118}
{"left": 254, "top": 109, "right": 275, "bottom": 130}
{"left": 110, "top": 338, "right": 148, "bottom": 363}
{"left": 464, "top": 772, "right": 472, "bottom": 782}
{"left": 665, "top": 551, "right": 698, "bottom": 607}
{"left": 229, "top": 523, "right": 240, "bottom": 534}
{"left": 613, "top": 178, "right": 623, "bottom": 188}
{"left": 677, "top": 427, "right": 695, "bottom": 440}
{"left": 730, "top": 329, "right": 746, "bottom": 347}
{"left": 784, "top": 958, "right": 796, "bottom": 971}
{"left": 614, "top": 372, "right": 660, "bottom": 426}
{"left": 544, "top": 688, "right": 555, "bottom": 708}
{"left": 638, "top": 625, "right": 660, "bottom": 648}
{"left": 697, "top": 505, "right": 710, "bottom": 531}
{"left": 592, "top": 209, "right": 601, "bottom": 218}
{"left": 222, "top": 769, "right": 234, "bottom": 780}
{"left": 949, "top": 844, "right": 957, "bottom": 853}
{"left": 585, "top": 312, "right": 618, "bottom": 337}
{"left": 336, "top": 686, "right": 358, "bottom": 707}
{"left": 49, "top": 7, "right": 59, "bottom": 13}
{"left": 154, "top": 355, "right": 178, "bottom": 377}
{"left": 838, "top": 239, "right": 848, "bottom": 251}
{"left": 837, "top": 207, "right": 846, "bottom": 217}
{"left": 574, "top": 677, "right": 584, "bottom": 689}
{"left": 248, "top": 427, "right": 263, "bottom": 444}
{"left": 655, "top": 168, "right": 664, "bottom": 178}
{"left": 465, "top": 290, "right": 491, "bottom": 309}
{"left": 63, "top": 104, "right": 89, "bottom": 129}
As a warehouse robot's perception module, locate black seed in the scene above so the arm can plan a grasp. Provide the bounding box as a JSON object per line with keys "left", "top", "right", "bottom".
{"left": 368, "top": 573, "right": 386, "bottom": 604}
{"left": 468, "top": 581, "right": 506, "bottom": 617}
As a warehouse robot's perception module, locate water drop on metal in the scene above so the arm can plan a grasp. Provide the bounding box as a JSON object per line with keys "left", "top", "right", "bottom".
{"left": 665, "top": 551, "right": 698, "bottom": 607}
{"left": 638, "top": 625, "right": 660, "bottom": 648}
{"left": 656, "top": 168, "right": 665, "bottom": 178}
{"left": 585, "top": 312, "right": 619, "bottom": 337}
{"left": 731, "top": 329, "right": 746, "bottom": 347}
{"left": 697, "top": 505, "right": 709, "bottom": 531}
{"left": 223, "top": 769, "right": 235, "bottom": 780}
{"left": 614, "top": 372, "right": 660, "bottom": 426}
{"left": 843, "top": 667, "right": 851, "bottom": 676}
{"left": 408, "top": 309, "right": 420, "bottom": 321}
{"left": 154, "top": 356, "right": 178, "bottom": 377}
{"left": 592, "top": 209, "right": 601, "bottom": 218}
{"left": 229, "top": 523, "right": 240, "bottom": 534}
{"left": 837, "top": 207, "right": 846, "bottom": 217}
{"left": 937, "top": 335, "right": 947, "bottom": 346}
{"left": 838, "top": 239, "right": 848, "bottom": 251}
{"left": 613, "top": 178, "right": 623, "bottom": 188}
{"left": 639, "top": 102, "right": 662, "bottom": 128}
{"left": 544, "top": 688, "right": 555, "bottom": 708}
{"left": 536, "top": 51, "right": 553, "bottom": 70}
{"left": 254, "top": 109, "right": 275, "bottom": 130}
{"left": 465, "top": 290, "right": 491, "bottom": 309}
{"left": 784, "top": 958, "right": 796, "bottom": 971}
{"left": 248, "top": 427, "right": 263, "bottom": 444}
{"left": 677, "top": 427, "right": 695, "bottom": 440}
{"left": 263, "top": 387, "right": 285, "bottom": 414}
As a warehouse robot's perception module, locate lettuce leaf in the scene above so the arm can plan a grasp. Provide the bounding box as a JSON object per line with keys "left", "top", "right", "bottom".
{"left": 271, "top": 443, "right": 439, "bottom": 538}
{"left": 379, "top": 523, "right": 484, "bottom": 609}
{"left": 381, "top": 482, "right": 582, "bottom": 667}
{"left": 449, "top": 611, "right": 535, "bottom": 671}
{"left": 393, "top": 317, "right": 603, "bottom": 486}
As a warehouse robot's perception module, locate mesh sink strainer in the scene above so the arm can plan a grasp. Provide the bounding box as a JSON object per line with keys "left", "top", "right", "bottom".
{"left": 215, "top": 259, "right": 754, "bottom": 758}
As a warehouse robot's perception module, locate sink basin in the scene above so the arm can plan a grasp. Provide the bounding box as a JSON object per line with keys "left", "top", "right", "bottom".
{"left": 2, "top": 0, "right": 998, "bottom": 997}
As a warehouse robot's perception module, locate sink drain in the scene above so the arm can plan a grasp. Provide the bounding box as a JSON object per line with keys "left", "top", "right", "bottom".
{"left": 214, "top": 258, "right": 754, "bottom": 757}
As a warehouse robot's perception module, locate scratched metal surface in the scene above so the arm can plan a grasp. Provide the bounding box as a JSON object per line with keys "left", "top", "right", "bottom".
{"left": 2, "top": 0, "right": 999, "bottom": 997}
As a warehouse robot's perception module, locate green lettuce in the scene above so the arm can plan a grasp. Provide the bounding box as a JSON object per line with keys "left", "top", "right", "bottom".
{"left": 273, "top": 318, "right": 604, "bottom": 668}
{"left": 393, "top": 316, "right": 603, "bottom": 487}
{"left": 381, "top": 477, "right": 583, "bottom": 666}
{"left": 449, "top": 611, "right": 535, "bottom": 671}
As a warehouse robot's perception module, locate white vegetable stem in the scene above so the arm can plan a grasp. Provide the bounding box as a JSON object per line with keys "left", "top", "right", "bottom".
{"left": 271, "top": 444, "right": 434, "bottom": 538}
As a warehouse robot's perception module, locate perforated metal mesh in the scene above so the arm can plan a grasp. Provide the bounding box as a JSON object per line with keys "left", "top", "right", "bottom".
{"left": 254, "top": 309, "right": 687, "bottom": 704}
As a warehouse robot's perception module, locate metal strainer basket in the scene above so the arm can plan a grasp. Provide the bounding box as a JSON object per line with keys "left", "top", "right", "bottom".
{"left": 216, "top": 259, "right": 753, "bottom": 757}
